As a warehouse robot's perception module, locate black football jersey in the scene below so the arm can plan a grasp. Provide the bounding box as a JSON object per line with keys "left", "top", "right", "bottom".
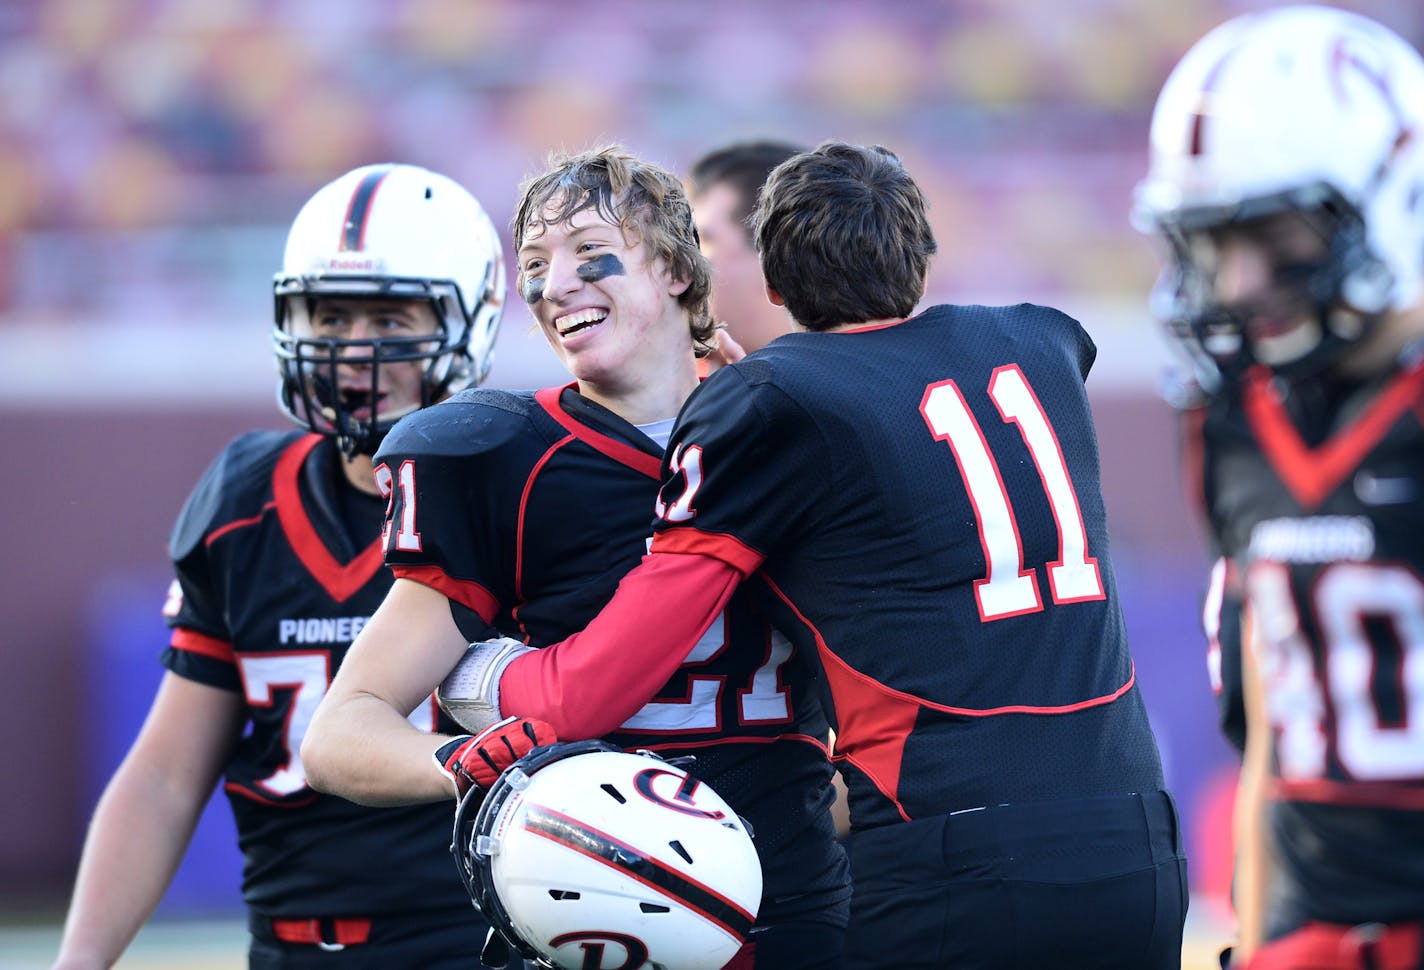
{"left": 164, "top": 430, "right": 477, "bottom": 921}
{"left": 649, "top": 304, "right": 1166, "bottom": 830}
{"left": 1201, "top": 362, "right": 1424, "bottom": 925}
{"left": 374, "top": 386, "right": 849, "bottom": 917}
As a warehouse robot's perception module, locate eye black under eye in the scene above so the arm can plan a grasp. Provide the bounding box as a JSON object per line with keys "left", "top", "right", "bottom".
{"left": 577, "top": 253, "right": 626, "bottom": 284}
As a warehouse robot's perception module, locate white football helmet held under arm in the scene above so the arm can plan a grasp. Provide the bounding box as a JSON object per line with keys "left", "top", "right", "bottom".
{"left": 452, "top": 741, "right": 762, "bottom": 970}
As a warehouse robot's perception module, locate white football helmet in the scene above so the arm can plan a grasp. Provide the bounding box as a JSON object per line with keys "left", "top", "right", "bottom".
{"left": 1133, "top": 5, "right": 1424, "bottom": 387}
{"left": 453, "top": 741, "right": 762, "bottom": 970}
{"left": 274, "top": 163, "right": 506, "bottom": 455}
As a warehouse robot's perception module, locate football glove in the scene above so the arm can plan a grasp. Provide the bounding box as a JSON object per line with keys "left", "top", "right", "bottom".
{"left": 434, "top": 716, "right": 558, "bottom": 798}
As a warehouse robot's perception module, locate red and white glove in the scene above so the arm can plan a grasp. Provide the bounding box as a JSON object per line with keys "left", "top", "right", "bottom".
{"left": 434, "top": 716, "right": 558, "bottom": 798}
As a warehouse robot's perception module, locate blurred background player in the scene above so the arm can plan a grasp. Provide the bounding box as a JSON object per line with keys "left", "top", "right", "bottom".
{"left": 1135, "top": 6, "right": 1424, "bottom": 967}
{"left": 687, "top": 139, "right": 806, "bottom": 356}
{"left": 442, "top": 141, "right": 1188, "bottom": 969}
{"left": 51, "top": 163, "right": 506, "bottom": 970}
{"left": 302, "top": 146, "right": 851, "bottom": 969}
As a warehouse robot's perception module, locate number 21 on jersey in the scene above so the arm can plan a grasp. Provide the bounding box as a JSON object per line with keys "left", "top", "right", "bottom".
{"left": 920, "top": 364, "right": 1104, "bottom": 622}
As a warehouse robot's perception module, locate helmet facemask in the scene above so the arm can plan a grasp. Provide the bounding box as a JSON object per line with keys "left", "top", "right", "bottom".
{"left": 1150, "top": 183, "right": 1392, "bottom": 389}
{"left": 274, "top": 279, "right": 477, "bottom": 457}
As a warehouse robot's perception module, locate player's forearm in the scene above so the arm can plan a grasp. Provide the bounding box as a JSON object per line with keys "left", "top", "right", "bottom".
{"left": 500, "top": 552, "right": 745, "bottom": 737}
{"left": 1232, "top": 758, "right": 1269, "bottom": 962}
{"left": 304, "top": 576, "right": 476, "bottom": 804}
{"left": 303, "top": 691, "right": 454, "bottom": 805}
{"left": 53, "top": 759, "right": 209, "bottom": 968}
{"left": 1231, "top": 607, "right": 1271, "bottom": 964}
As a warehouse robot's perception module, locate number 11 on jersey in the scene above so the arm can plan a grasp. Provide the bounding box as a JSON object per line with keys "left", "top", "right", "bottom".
{"left": 920, "top": 364, "right": 1104, "bottom": 622}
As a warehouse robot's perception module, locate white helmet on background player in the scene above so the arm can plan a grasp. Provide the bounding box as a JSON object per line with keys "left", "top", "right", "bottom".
{"left": 1133, "top": 5, "right": 1424, "bottom": 388}
{"left": 274, "top": 163, "right": 506, "bottom": 455}
{"left": 453, "top": 741, "right": 762, "bottom": 970}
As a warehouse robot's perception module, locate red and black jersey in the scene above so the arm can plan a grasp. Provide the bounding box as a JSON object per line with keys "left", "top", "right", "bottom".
{"left": 374, "top": 386, "right": 849, "bottom": 921}
{"left": 649, "top": 304, "right": 1166, "bottom": 830}
{"left": 164, "top": 430, "right": 476, "bottom": 921}
{"left": 1201, "top": 361, "right": 1424, "bottom": 925}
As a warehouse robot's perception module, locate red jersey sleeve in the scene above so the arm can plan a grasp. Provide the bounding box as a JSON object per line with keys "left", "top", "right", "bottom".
{"left": 498, "top": 551, "right": 746, "bottom": 738}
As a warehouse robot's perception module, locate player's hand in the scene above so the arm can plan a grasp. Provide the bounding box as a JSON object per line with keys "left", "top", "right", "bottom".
{"left": 433, "top": 716, "right": 557, "bottom": 798}
{"left": 703, "top": 327, "right": 747, "bottom": 372}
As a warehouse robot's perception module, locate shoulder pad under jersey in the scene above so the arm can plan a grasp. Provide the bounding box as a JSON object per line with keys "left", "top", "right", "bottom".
{"left": 168, "top": 429, "right": 306, "bottom": 561}
{"left": 376, "top": 388, "right": 543, "bottom": 461}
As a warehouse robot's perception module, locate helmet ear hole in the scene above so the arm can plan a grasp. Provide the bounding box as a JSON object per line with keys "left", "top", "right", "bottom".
{"left": 600, "top": 783, "right": 627, "bottom": 803}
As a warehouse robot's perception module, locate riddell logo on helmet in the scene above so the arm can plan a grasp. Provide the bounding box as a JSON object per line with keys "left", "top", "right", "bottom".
{"left": 322, "top": 257, "right": 384, "bottom": 272}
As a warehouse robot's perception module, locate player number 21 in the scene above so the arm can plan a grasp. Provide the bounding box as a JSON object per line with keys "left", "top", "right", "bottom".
{"left": 920, "top": 364, "right": 1104, "bottom": 622}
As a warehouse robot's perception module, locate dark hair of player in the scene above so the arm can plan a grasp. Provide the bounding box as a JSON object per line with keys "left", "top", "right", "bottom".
{"left": 752, "top": 141, "right": 937, "bottom": 332}
{"left": 687, "top": 139, "right": 807, "bottom": 242}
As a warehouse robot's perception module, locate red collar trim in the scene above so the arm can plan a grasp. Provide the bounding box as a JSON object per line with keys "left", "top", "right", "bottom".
{"left": 534, "top": 384, "right": 663, "bottom": 480}
{"left": 273, "top": 435, "right": 386, "bottom": 602}
{"left": 829, "top": 318, "right": 907, "bottom": 334}
{"left": 1244, "top": 362, "right": 1424, "bottom": 509}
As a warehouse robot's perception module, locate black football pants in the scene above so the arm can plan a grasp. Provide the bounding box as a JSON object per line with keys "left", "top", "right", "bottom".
{"left": 844, "top": 790, "right": 1188, "bottom": 969}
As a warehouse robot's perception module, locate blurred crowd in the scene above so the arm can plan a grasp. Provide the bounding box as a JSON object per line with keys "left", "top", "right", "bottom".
{"left": 0, "top": 0, "right": 1417, "bottom": 330}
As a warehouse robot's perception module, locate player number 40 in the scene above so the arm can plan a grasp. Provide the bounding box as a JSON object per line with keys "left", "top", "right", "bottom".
{"left": 920, "top": 364, "right": 1104, "bottom": 622}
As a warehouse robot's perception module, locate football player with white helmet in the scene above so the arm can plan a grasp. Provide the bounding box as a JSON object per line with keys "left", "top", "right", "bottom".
{"left": 53, "top": 164, "right": 506, "bottom": 970}
{"left": 1137, "top": 6, "right": 1424, "bottom": 967}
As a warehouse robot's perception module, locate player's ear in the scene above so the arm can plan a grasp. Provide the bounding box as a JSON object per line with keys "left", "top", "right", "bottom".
{"left": 667, "top": 273, "right": 691, "bottom": 298}
{"left": 765, "top": 285, "right": 785, "bottom": 307}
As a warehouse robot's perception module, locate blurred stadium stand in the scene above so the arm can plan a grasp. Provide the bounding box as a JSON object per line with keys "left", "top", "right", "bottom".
{"left": 0, "top": 0, "right": 1417, "bottom": 930}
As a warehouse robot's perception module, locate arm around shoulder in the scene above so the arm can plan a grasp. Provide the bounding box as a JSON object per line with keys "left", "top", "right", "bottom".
{"left": 498, "top": 551, "right": 747, "bottom": 738}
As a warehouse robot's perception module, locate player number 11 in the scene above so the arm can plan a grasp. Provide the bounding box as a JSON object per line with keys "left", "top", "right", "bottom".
{"left": 920, "top": 364, "right": 1104, "bottom": 622}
